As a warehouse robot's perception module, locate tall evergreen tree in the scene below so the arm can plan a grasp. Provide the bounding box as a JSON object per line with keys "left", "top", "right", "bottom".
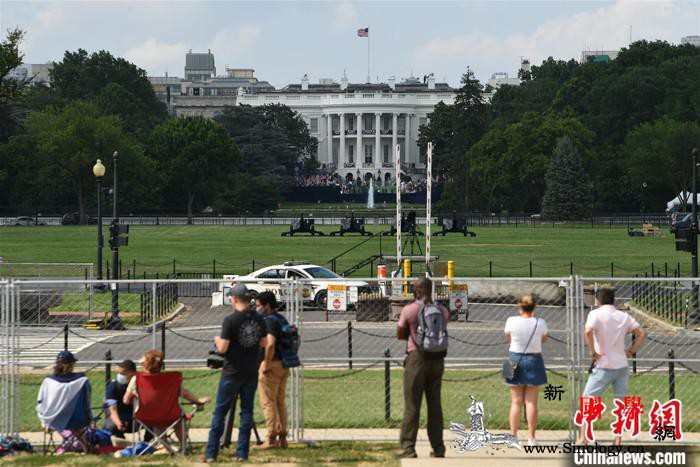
{"left": 541, "top": 136, "right": 592, "bottom": 220}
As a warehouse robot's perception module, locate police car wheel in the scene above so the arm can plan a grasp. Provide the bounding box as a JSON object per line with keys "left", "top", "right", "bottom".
{"left": 315, "top": 290, "right": 327, "bottom": 309}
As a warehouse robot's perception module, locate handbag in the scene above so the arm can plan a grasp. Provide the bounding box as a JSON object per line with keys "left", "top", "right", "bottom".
{"left": 502, "top": 317, "right": 539, "bottom": 380}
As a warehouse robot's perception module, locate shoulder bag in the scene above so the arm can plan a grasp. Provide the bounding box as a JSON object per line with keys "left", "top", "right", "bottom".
{"left": 502, "top": 317, "right": 539, "bottom": 380}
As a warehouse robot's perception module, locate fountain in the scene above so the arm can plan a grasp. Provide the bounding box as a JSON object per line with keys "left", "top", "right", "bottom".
{"left": 367, "top": 178, "right": 375, "bottom": 209}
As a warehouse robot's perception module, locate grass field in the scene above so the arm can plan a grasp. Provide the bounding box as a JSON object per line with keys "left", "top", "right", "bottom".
{"left": 3, "top": 441, "right": 398, "bottom": 466}
{"left": 17, "top": 368, "right": 700, "bottom": 433}
{"left": 0, "top": 224, "right": 689, "bottom": 277}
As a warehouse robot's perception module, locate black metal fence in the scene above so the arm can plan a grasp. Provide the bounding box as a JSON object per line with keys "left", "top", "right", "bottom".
{"left": 139, "top": 282, "right": 178, "bottom": 324}
{"left": 630, "top": 279, "right": 691, "bottom": 328}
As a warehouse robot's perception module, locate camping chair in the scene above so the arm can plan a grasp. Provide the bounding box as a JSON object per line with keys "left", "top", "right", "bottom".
{"left": 131, "top": 372, "right": 199, "bottom": 456}
{"left": 37, "top": 373, "right": 103, "bottom": 454}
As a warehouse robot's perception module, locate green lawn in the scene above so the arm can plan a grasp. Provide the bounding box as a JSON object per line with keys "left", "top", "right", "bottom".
{"left": 18, "top": 368, "right": 700, "bottom": 433}
{"left": 0, "top": 224, "right": 689, "bottom": 277}
{"left": 2, "top": 441, "right": 398, "bottom": 466}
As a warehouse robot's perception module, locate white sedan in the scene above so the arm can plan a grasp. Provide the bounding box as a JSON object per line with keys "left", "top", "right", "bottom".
{"left": 215, "top": 262, "right": 373, "bottom": 308}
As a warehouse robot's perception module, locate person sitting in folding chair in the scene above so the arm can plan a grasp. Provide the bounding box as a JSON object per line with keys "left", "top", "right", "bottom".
{"left": 37, "top": 351, "right": 94, "bottom": 454}
{"left": 123, "top": 350, "right": 209, "bottom": 456}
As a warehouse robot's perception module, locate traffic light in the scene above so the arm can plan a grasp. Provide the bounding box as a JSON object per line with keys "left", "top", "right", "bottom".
{"left": 675, "top": 227, "right": 696, "bottom": 253}
{"left": 108, "top": 220, "right": 129, "bottom": 248}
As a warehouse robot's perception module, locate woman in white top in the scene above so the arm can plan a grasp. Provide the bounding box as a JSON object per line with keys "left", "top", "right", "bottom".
{"left": 504, "top": 294, "right": 549, "bottom": 446}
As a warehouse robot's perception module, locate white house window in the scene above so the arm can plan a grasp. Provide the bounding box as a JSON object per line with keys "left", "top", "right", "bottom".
{"left": 383, "top": 145, "right": 389, "bottom": 163}
{"left": 364, "top": 144, "right": 373, "bottom": 163}
{"left": 419, "top": 117, "right": 427, "bottom": 127}
{"left": 348, "top": 145, "right": 354, "bottom": 164}
{"left": 310, "top": 117, "right": 319, "bottom": 133}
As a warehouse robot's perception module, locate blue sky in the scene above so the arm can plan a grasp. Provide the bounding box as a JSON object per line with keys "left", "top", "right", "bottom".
{"left": 2, "top": 1, "right": 699, "bottom": 87}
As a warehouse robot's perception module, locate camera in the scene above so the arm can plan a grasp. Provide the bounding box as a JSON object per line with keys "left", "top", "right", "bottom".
{"left": 206, "top": 344, "right": 225, "bottom": 369}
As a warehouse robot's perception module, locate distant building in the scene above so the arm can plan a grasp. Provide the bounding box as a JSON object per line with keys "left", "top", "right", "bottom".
{"left": 487, "top": 72, "right": 520, "bottom": 89}
{"left": 681, "top": 35, "right": 700, "bottom": 47}
{"left": 7, "top": 63, "right": 52, "bottom": 86}
{"left": 148, "top": 75, "right": 182, "bottom": 111}
{"left": 184, "top": 50, "right": 216, "bottom": 81}
{"left": 580, "top": 50, "right": 619, "bottom": 63}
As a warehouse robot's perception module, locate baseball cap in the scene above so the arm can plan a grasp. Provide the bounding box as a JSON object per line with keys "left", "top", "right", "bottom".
{"left": 56, "top": 350, "right": 77, "bottom": 363}
{"left": 226, "top": 283, "right": 250, "bottom": 298}
{"left": 116, "top": 359, "right": 136, "bottom": 372}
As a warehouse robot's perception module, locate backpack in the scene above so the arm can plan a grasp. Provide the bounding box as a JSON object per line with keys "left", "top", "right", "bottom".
{"left": 415, "top": 302, "right": 448, "bottom": 358}
{"left": 267, "top": 313, "right": 301, "bottom": 368}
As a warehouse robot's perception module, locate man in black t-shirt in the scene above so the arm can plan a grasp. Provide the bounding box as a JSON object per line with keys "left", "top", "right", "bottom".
{"left": 202, "top": 283, "right": 266, "bottom": 463}
{"left": 103, "top": 360, "right": 137, "bottom": 437}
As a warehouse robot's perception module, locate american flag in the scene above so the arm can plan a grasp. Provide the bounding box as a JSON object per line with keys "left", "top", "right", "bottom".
{"left": 357, "top": 27, "right": 369, "bottom": 37}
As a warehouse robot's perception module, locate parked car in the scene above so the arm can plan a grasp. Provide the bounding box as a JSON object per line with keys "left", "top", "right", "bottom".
{"left": 670, "top": 212, "right": 693, "bottom": 233}
{"left": 218, "top": 261, "right": 373, "bottom": 308}
{"left": 14, "top": 216, "right": 45, "bottom": 226}
{"left": 61, "top": 212, "right": 97, "bottom": 225}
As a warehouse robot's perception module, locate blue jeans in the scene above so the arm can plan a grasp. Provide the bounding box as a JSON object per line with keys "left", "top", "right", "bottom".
{"left": 204, "top": 374, "right": 257, "bottom": 460}
{"left": 583, "top": 367, "right": 629, "bottom": 398}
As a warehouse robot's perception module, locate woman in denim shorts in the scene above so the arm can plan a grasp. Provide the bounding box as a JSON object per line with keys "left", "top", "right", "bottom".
{"left": 504, "top": 295, "right": 549, "bottom": 446}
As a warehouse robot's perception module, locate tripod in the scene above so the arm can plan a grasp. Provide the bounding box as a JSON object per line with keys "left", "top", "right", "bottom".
{"left": 221, "top": 393, "right": 263, "bottom": 448}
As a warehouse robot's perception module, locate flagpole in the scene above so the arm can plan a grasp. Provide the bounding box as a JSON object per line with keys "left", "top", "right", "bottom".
{"left": 367, "top": 27, "right": 370, "bottom": 83}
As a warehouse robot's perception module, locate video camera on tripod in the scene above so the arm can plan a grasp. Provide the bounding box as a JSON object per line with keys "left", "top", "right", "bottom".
{"left": 206, "top": 344, "right": 225, "bottom": 369}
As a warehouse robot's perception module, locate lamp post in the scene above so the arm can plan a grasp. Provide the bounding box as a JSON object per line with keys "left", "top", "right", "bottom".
{"left": 92, "top": 159, "right": 106, "bottom": 284}
{"left": 110, "top": 151, "right": 124, "bottom": 329}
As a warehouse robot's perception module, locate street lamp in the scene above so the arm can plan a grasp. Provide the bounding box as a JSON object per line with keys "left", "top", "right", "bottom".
{"left": 93, "top": 159, "right": 106, "bottom": 284}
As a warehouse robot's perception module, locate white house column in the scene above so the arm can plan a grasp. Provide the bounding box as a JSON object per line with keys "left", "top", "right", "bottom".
{"left": 355, "top": 112, "right": 362, "bottom": 167}
{"left": 374, "top": 112, "right": 381, "bottom": 169}
{"left": 391, "top": 113, "right": 398, "bottom": 166}
{"left": 339, "top": 113, "right": 346, "bottom": 167}
{"left": 326, "top": 114, "right": 333, "bottom": 167}
{"left": 404, "top": 113, "right": 411, "bottom": 167}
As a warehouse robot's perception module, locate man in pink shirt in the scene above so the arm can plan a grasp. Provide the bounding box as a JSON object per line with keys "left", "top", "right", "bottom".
{"left": 578, "top": 287, "right": 646, "bottom": 445}
{"left": 396, "top": 277, "right": 449, "bottom": 459}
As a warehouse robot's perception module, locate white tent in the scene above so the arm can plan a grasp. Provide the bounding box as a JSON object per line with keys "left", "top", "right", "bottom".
{"left": 666, "top": 191, "right": 700, "bottom": 213}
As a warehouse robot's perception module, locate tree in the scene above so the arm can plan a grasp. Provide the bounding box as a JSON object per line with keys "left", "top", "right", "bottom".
{"left": 49, "top": 49, "right": 167, "bottom": 130}
{"left": 0, "top": 28, "right": 26, "bottom": 142}
{"left": 148, "top": 116, "right": 241, "bottom": 222}
{"left": 541, "top": 136, "right": 592, "bottom": 220}
{"left": 417, "top": 68, "right": 489, "bottom": 211}
{"left": 24, "top": 101, "right": 150, "bottom": 223}
{"left": 622, "top": 118, "right": 700, "bottom": 211}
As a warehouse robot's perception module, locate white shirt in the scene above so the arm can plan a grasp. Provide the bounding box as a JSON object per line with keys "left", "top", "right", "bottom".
{"left": 504, "top": 316, "right": 548, "bottom": 353}
{"left": 585, "top": 304, "right": 640, "bottom": 369}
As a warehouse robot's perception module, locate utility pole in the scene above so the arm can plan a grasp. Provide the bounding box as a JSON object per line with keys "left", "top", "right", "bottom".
{"left": 109, "top": 151, "right": 125, "bottom": 330}
{"left": 693, "top": 148, "right": 699, "bottom": 320}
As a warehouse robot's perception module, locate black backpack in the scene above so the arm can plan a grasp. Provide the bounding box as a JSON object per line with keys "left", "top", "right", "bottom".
{"left": 267, "top": 313, "right": 301, "bottom": 368}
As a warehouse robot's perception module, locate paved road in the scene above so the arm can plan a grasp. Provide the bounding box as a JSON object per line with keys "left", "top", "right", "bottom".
{"left": 8, "top": 300, "right": 700, "bottom": 372}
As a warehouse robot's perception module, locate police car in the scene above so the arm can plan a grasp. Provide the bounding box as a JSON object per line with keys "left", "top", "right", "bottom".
{"left": 216, "top": 261, "right": 372, "bottom": 308}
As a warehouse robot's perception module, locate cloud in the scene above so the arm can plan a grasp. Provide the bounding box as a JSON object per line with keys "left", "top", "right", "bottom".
{"left": 36, "top": 4, "right": 65, "bottom": 27}
{"left": 332, "top": 1, "right": 358, "bottom": 32}
{"left": 414, "top": 0, "right": 695, "bottom": 81}
{"left": 125, "top": 39, "right": 187, "bottom": 75}
{"left": 209, "top": 25, "right": 261, "bottom": 68}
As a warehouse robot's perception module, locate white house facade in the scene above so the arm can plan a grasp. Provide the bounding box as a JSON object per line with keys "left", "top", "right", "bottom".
{"left": 237, "top": 74, "right": 455, "bottom": 182}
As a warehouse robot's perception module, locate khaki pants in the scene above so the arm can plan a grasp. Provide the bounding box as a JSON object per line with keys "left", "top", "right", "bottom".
{"left": 400, "top": 350, "right": 445, "bottom": 454}
{"left": 258, "top": 360, "right": 289, "bottom": 438}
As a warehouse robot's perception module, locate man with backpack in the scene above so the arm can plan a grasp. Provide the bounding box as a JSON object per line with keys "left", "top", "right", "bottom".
{"left": 396, "top": 277, "right": 449, "bottom": 459}
{"left": 255, "top": 291, "right": 300, "bottom": 450}
{"left": 200, "top": 283, "right": 267, "bottom": 463}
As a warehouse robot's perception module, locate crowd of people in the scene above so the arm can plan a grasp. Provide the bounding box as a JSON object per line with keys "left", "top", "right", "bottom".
{"left": 35, "top": 278, "right": 646, "bottom": 460}
{"left": 297, "top": 170, "right": 444, "bottom": 195}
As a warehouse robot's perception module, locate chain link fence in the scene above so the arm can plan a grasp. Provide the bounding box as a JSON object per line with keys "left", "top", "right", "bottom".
{"left": 1, "top": 276, "right": 699, "bottom": 445}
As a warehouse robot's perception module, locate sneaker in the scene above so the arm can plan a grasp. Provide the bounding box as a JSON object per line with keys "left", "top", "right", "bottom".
{"left": 198, "top": 454, "right": 216, "bottom": 463}
{"left": 115, "top": 447, "right": 134, "bottom": 458}
{"left": 395, "top": 449, "right": 418, "bottom": 459}
{"left": 528, "top": 438, "right": 538, "bottom": 446}
{"left": 134, "top": 442, "right": 155, "bottom": 455}
{"left": 430, "top": 449, "right": 445, "bottom": 458}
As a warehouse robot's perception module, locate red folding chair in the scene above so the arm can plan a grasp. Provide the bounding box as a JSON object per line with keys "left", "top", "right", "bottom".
{"left": 131, "top": 372, "right": 197, "bottom": 455}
